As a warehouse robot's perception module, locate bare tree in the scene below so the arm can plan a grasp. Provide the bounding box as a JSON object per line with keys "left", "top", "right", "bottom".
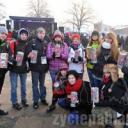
{"left": 27, "top": 0, "right": 50, "bottom": 17}
{"left": 0, "top": 3, "right": 6, "bottom": 20}
{"left": 66, "top": 0, "right": 95, "bottom": 32}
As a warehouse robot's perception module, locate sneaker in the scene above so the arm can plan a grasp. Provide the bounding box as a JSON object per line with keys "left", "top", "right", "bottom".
{"left": 22, "top": 100, "right": 29, "bottom": 107}
{"left": 33, "top": 102, "right": 39, "bottom": 109}
{"left": 13, "top": 103, "right": 22, "bottom": 111}
{"left": 0, "top": 109, "right": 8, "bottom": 116}
{"left": 47, "top": 104, "right": 56, "bottom": 113}
{"left": 41, "top": 99, "right": 48, "bottom": 106}
{"left": 117, "top": 112, "right": 122, "bottom": 119}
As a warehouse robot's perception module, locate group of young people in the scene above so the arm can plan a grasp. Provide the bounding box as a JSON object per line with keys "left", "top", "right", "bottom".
{"left": 0, "top": 26, "right": 128, "bottom": 128}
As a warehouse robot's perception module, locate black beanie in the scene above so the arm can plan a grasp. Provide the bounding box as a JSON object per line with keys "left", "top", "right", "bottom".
{"left": 67, "top": 70, "right": 80, "bottom": 79}
{"left": 18, "top": 28, "right": 29, "bottom": 37}
{"left": 92, "top": 30, "right": 99, "bottom": 37}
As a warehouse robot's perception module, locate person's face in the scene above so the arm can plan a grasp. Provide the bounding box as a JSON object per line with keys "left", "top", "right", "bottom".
{"left": 69, "top": 35, "right": 72, "bottom": 39}
{"left": 0, "top": 33, "right": 7, "bottom": 41}
{"left": 54, "top": 37, "right": 62, "bottom": 42}
{"left": 37, "top": 31, "right": 45, "bottom": 40}
{"left": 72, "top": 38, "right": 80, "bottom": 44}
{"left": 68, "top": 74, "right": 76, "bottom": 85}
{"left": 20, "top": 33, "right": 28, "bottom": 41}
{"left": 105, "top": 37, "right": 113, "bottom": 44}
{"left": 92, "top": 35, "right": 98, "bottom": 41}
{"left": 60, "top": 70, "right": 67, "bottom": 76}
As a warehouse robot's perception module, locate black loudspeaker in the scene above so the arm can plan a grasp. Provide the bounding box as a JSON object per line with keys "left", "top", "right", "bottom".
{"left": 6, "top": 20, "right": 11, "bottom": 30}
{"left": 59, "top": 27, "right": 64, "bottom": 33}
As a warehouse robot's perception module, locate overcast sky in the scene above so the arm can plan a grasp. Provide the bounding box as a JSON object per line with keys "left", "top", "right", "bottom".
{"left": 1, "top": 0, "right": 128, "bottom": 26}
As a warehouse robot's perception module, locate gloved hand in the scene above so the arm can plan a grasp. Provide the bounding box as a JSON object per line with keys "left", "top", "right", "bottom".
{"left": 71, "top": 58, "right": 78, "bottom": 63}
{"left": 78, "top": 56, "right": 83, "bottom": 62}
{"left": 52, "top": 52, "right": 56, "bottom": 58}
{"left": 8, "top": 59, "right": 14, "bottom": 65}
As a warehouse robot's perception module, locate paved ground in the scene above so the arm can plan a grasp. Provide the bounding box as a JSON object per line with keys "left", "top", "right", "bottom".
{"left": 0, "top": 68, "right": 124, "bottom": 128}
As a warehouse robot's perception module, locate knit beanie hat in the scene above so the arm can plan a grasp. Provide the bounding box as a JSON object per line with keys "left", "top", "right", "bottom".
{"left": 53, "top": 30, "right": 63, "bottom": 40}
{"left": 18, "top": 28, "right": 29, "bottom": 37}
{"left": 0, "top": 26, "right": 8, "bottom": 35}
{"left": 36, "top": 27, "right": 45, "bottom": 34}
{"left": 72, "top": 33, "right": 81, "bottom": 40}
{"left": 60, "top": 63, "right": 68, "bottom": 71}
{"left": 92, "top": 30, "right": 99, "bottom": 37}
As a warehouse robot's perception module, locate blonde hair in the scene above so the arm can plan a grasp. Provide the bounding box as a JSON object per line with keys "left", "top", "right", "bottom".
{"left": 97, "top": 32, "right": 119, "bottom": 61}
{"left": 103, "top": 64, "right": 119, "bottom": 82}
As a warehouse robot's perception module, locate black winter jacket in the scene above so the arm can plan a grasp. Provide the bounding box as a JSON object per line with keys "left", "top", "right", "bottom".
{"left": 93, "top": 55, "right": 117, "bottom": 78}
{"left": 0, "top": 40, "right": 12, "bottom": 72}
{"left": 9, "top": 39, "right": 29, "bottom": 74}
{"left": 66, "top": 81, "right": 92, "bottom": 115}
{"left": 97, "top": 77, "right": 128, "bottom": 114}
{"left": 27, "top": 37, "right": 49, "bottom": 73}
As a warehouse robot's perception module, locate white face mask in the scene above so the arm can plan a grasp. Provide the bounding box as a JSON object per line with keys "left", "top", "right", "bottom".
{"left": 102, "top": 42, "right": 111, "bottom": 49}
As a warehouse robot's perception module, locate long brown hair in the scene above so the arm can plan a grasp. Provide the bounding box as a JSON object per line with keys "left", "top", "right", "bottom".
{"left": 97, "top": 32, "right": 119, "bottom": 61}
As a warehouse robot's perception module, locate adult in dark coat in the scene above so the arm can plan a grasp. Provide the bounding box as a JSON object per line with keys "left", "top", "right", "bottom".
{"left": 0, "top": 26, "right": 12, "bottom": 115}
{"left": 27, "top": 27, "right": 49, "bottom": 109}
{"left": 96, "top": 63, "right": 128, "bottom": 128}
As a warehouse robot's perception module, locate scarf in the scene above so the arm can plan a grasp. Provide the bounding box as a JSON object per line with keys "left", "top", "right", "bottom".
{"left": 16, "top": 39, "right": 27, "bottom": 52}
{"left": 91, "top": 41, "right": 99, "bottom": 49}
{"left": 70, "top": 43, "right": 80, "bottom": 50}
{"left": 65, "top": 79, "right": 83, "bottom": 94}
{"left": 103, "top": 75, "right": 112, "bottom": 84}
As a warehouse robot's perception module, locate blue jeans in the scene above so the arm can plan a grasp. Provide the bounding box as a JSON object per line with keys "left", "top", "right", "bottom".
{"left": 79, "top": 73, "right": 83, "bottom": 79}
{"left": 87, "top": 69, "right": 95, "bottom": 87}
{"left": 10, "top": 72, "right": 27, "bottom": 104}
{"left": 49, "top": 70, "right": 59, "bottom": 83}
{"left": 93, "top": 76, "right": 102, "bottom": 89}
{"left": 58, "top": 98, "right": 69, "bottom": 109}
{"left": 31, "top": 71, "right": 46, "bottom": 103}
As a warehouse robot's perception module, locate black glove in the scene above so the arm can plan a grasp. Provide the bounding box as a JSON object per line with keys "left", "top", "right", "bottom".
{"left": 12, "top": 59, "right": 17, "bottom": 65}
{"left": 52, "top": 52, "right": 56, "bottom": 58}
{"left": 71, "top": 58, "right": 78, "bottom": 63}
{"left": 78, "top": 56, "right": 83, "bottom": 62}
{"left": 122, "top": 65, "right": 128, "bottom": 76}
{"left": 8, "top": 59, "right": 14, "bottom": 65}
